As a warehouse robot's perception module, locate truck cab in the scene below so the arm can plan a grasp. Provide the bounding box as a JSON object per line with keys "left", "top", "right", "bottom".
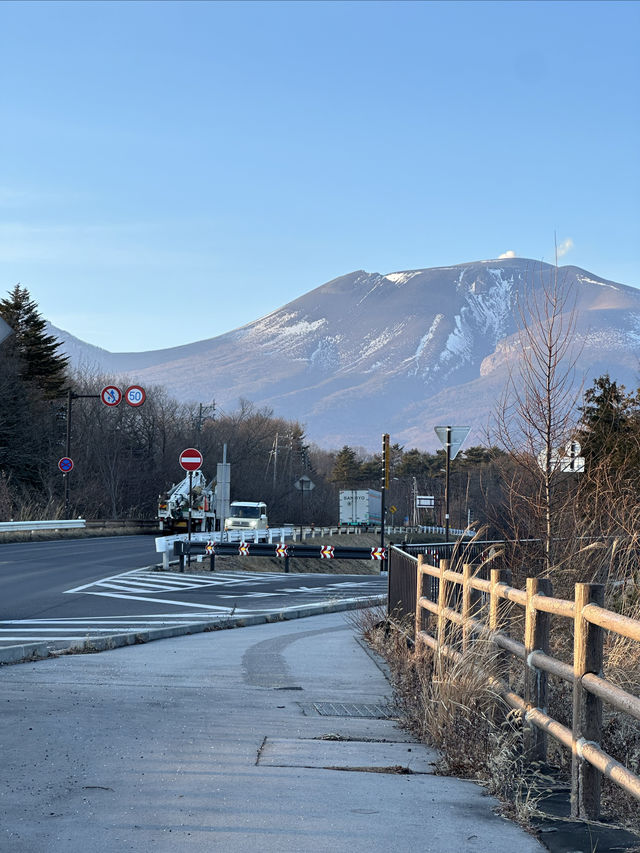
{"left": 225, "top": 501, "right": 268, "bottom": 531}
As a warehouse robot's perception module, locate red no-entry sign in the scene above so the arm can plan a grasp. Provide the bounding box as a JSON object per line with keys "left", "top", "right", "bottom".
{"left": 179, "top": 448, "right": 203, "bottom": 471}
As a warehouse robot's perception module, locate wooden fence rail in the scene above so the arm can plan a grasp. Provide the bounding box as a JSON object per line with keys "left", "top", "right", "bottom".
{"left": 413, "top": 553, "right": 640, "bottom": 821}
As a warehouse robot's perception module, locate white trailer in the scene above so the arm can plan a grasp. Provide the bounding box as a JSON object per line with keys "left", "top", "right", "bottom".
{"left": 339, "top": 489, "right": 382, "bottom": 528}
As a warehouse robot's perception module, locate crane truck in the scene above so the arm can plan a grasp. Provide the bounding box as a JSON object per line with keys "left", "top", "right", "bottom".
{"left": 158, "top": 470, "right": 216, "bottom": 532}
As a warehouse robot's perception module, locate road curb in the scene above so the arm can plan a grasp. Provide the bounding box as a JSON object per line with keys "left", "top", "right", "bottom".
{"left": 0, "top": 594, "right": 387, "bottom": 666}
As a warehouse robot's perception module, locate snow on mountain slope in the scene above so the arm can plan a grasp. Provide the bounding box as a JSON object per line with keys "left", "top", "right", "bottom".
{"left": 51, "top": 258, "right": 640, "bottom": 450}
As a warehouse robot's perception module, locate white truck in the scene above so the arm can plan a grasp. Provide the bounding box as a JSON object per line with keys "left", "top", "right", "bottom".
{"left": 225, "top": 501, "right": 268, "bottom": 533}
{"left": 339, "top": 489, "right": 382, "bottom": 528}
{"left": 158, "top": 471, "right": 216, "bottom": 532}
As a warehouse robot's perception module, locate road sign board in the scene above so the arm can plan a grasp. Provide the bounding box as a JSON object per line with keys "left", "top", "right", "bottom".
{"left": 389, "top": 505, "right": 397, "bottom": 514}
{"left": 124, "top": 385, "right": 146, "bottom": 407}
{"left": 434, "top": 426, "right": 471, "bottom": 460}
{"left": 58, "top": 457, "right": 74, "bottom": 473}
{"left": 537, "top": 449, "right": 561, "bottom": 471}
{"left": 294, "top": 475, "right": 315, "bottom": 491}
{"left": 560, "top": 456, "right": 585, "bottom": 473}
{"left": 179, "top": 448, "right": 203, "bottom": 471}
{"left": 416, "top": 495, "right": 435, "bottom": 508}
{"left": 101, "top": 386, "right": 122, "bottom": 407}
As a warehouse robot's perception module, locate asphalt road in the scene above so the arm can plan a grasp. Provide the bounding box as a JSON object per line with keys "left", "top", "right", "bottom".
{"left": 0, "top": 535, "right": 386, "bottom": 650}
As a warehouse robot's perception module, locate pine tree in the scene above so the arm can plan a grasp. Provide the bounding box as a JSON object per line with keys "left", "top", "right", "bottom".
{"left": 0, "top": 284, "right": 69, "bottom": 398}
{"left": 577, "top": 374, "right": 639, "bottom": 469}
{"left": 330, "top": 446, "right": 362, "bottom": 487}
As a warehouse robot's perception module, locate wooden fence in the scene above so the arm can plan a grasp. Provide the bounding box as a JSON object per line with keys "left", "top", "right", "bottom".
{"left": 412, "top": 552, "right": 640, "bottom": 821}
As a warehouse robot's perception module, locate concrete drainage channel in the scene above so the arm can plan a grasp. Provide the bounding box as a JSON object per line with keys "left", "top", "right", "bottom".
{"left": 0, "top": 592, "right": 387, "bottom": 666}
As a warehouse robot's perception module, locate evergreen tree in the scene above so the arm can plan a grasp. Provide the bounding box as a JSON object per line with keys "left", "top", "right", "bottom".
{"left": 0, "top": 284, "right": 69, "bottom": 398}
{"left": 577, "top": 375, "right": 639, "bottom": 469}
{"left": 330, "top": 446, "right": 362, "bottom": 487}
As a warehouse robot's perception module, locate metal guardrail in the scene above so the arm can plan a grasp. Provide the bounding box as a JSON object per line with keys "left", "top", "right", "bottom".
{"left": 0, "top": 519, "right": 86, "bottom": 532}
{"left": 155, "top": 528, "right": 293, "bottom": 569}
{"left": 173, "top": 539, "right": 388, "bottom": 573}
{"left": 86, "top": 519, "right": 158, "bottom": 530}
{"left": 413, "top": 555, "right": 640, "bottom": 821}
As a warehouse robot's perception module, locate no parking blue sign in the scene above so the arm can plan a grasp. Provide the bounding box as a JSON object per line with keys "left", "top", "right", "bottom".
{"left": 58, "top": 457, "right": 74, "bottom": 473}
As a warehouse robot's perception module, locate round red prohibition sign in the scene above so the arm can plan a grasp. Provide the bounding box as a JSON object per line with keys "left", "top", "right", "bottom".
{"left": 58, "top": 457, "right": 74, "bottom": 473}
{"left": 179, "top": 448, "right": 203, "bottom": 472}
{"left": 124, "top": 385, "right": 146, "bottom": 407}
{"left": 101, "top": 385, "right": 122, "bottom": 407}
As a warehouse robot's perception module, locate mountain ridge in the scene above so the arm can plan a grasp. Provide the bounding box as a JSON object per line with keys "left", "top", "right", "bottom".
{"left": 50, "top": 258, "right": 640, "bottom": 451}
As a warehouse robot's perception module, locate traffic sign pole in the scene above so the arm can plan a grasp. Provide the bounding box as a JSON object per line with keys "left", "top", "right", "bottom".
{"left": 57, "top": 383, "right": 148, "bottom": 519}
{"left": 65, "top": 389, "right": 72, "bottom": 517}
{"left": 187, "top": 470, "right": 193, "bottom": 569}
{"left": 434, "top": 426, "right": 470, "bottom": 544}
{"left": 178, "top": 449, "right": 203, "bottom": 569}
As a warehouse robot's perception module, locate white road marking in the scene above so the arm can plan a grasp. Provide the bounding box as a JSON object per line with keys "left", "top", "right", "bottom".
{"left": 83, "top": 591, "right": 249, "bottom": 610}
{"left": 64, "top": 568, "right": 147, "bottom": 594}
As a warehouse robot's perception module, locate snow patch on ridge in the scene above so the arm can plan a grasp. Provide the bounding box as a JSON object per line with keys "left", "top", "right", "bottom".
{"left": 408, "top": 314, "right": 444, "bottom": 375}
{"left": 249, "top": 312, "right": 328, "bottom": 355}
{"left": 384, "top": 271, "right": 421, "bottom": 287}
{"left": 355, "top": 323, "right": 407, "bottom": 370}
{"left": 576, "top": 274, "right": 619, "bottom": 291}
{"left": 310, "top": 336, "right": 342, "bottom": 370}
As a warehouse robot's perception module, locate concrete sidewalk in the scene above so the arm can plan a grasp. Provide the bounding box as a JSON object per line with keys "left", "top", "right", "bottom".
{"left": 1, "top": 611, "right": 544, "bottom": 853}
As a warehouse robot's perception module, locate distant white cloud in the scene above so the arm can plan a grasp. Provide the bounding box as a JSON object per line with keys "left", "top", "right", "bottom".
{"left": 556, "top": 238, "right": 574, "bottom": 258}
{"left": 498, "top": 250, "right": 516, "bottom": 259}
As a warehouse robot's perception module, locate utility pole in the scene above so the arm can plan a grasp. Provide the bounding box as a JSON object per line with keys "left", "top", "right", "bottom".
{"left": 196, "top": 402, "right": 215, "bottom": 439}
{"left": 267, "top": 432, "right": 279, "bottom": 488}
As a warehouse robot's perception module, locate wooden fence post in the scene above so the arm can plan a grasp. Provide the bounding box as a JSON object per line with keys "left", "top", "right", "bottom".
{"left": 437, "top": 559, "right": 450, "bottom": 650}
{"left": 572, "top": 582, "right": 605, "bottom": 820}
{"left": 462, "top": 563, "right": 473, "bottom": 653}
{"left": 490, "top": 568, "right": 512, "bottom": 686}
{"left": 524, "top": 576, "right": 552, "bottom": 760}
{"left": 415, "top": 554, "right": 425, "bottom": 650}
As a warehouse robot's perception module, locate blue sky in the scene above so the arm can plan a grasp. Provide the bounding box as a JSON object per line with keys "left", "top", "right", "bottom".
{"left": 0, "top": 0, "right": 638, "bottom": 352}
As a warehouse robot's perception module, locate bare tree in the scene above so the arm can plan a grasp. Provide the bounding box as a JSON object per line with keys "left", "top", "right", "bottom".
{"left": 491, "top": 260, "right": 583, "bottom": 573}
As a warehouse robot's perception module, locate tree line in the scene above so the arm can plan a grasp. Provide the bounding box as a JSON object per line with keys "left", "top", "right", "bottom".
{"left": 1, "top": 283, "right": 639, "bottom": 572}
{"left": 0, "top": 284, "right": 510, "bottom": 527}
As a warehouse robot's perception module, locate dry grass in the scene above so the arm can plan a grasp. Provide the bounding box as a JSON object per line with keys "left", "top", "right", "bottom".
{"left": 353, "top": 606, "right": 547, "bottom": 828}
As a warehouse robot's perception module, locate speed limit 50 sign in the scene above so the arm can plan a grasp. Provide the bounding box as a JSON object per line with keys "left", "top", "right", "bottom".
{"left": 124, "top": 386, "right": 146, "bottom": 407}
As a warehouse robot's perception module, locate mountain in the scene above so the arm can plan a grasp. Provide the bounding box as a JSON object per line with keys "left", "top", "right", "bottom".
{"left": 51, "top": 258, "right": 640, "bottom": 451}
